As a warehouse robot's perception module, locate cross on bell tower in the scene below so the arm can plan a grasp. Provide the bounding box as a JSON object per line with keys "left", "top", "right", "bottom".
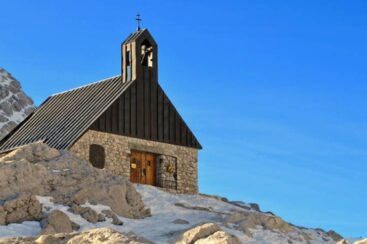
{"left": 136, "top": 14, "right": 142, "bottom": 31}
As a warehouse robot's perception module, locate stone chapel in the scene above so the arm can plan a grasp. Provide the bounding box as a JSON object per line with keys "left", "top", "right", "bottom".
{"left": 0, "top": 27, "right": 202, "bottom": 194}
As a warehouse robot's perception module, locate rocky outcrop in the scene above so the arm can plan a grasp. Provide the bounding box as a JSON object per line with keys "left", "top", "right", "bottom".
{"left": 327, "top": 230, "right": 344, "bottom": 242}
{"left": 0, "top": 194, "right": 42, "bottom": 225}
{"left": 0, "top": 142, "right": 149, "bottom": 221}
{"left": 355, "top": 239, "right": 367, "bottom": 244}
{"left": 0, "top": 68, "right": 34, "bottom": 140}
{"left": 175, "top": 223, "right": 240, "bottom": 244}
{"left": 0, "top": 228, "right": 151, "bottom": 244}
{"left": 225, "top": 211, "right": 294, "bottom": 237}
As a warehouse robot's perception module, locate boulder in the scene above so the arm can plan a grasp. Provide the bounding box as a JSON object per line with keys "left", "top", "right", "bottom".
{"left": 355, "top": 239, "right": 367, "bottom": 244}
{"left": 41, "top": 210, "right": 73, "bottom": 235}
{"left": 69, "top": 204, "right": 104, "bottom": 223}
{"left": 176, "top": 223, "right": 221, "bottom": 244}
{"left": 175, "top": 223, "right": 240, "bottom": 244}
{"left": 102, "top": 209, "right": 123, "bottom": 225}
{"left": 72, "top": 184, "right": 147, "bottom": 218}
{"left": 2, "top": 194, "right": 42, "bottom": 224}
{"left": 195, "top": 231, "right": 240, "bottom": 244}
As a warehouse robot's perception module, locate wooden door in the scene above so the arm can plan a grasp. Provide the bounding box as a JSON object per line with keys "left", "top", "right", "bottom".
{"left": 130, "top": 150, "right": 156, "bottom": 186}
{"left": 130, "top": 151, "right": 141, "bottom": 184}
{"left": 144, "top": 153, "right": 156, "bottom": 185}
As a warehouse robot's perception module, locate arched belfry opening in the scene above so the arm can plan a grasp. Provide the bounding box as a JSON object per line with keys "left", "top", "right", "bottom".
{"left": 121, "top": 29, "right": 158, "bottom": 83}
{"left": 140, "top": 39, "right": 153, "bottom": 68}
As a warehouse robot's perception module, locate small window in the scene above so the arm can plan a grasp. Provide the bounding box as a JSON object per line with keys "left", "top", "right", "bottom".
{"left": 126, "top": 51, "right": 132, "bottom": 81}
{"left": 89, "top": 144, "right": 105, "bottom": 169}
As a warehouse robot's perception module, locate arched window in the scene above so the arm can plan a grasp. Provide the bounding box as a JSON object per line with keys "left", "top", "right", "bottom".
{"left": 89, "top": 144, "right": 105, "bottom": 169}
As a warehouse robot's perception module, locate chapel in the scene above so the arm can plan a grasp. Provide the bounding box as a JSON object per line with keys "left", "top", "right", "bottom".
{"left": 0, "top": 26, "right": 201, "bottom": 194}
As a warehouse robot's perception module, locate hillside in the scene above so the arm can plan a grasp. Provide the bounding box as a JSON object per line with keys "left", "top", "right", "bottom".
{"left": 0, "top": 143, "right": 343, "bottom": 243}
{"left": 0, "top": 68, "right": 34, "bottom": 140}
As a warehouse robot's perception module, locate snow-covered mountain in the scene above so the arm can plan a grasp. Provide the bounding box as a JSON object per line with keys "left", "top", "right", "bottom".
{"left": 0, "top": 68, "right": 34, "bottom": 140}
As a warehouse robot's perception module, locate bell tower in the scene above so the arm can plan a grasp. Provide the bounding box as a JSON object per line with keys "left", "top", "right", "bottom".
{"left": 121, "top": 27, "right": 158, "bottom": 84}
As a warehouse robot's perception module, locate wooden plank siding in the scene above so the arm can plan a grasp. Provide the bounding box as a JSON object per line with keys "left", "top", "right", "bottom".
{"left": 90, "top": 79, "right": 201, "bottom": 149}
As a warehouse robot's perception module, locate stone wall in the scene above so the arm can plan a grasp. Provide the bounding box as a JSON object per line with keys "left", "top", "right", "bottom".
{"left": 69, "top": 130, "right": 198, "bottom": 194}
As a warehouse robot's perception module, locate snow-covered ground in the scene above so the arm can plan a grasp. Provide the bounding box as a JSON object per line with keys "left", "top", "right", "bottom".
{"left": 0, "top": 184, "right": 340, "bottom": 243}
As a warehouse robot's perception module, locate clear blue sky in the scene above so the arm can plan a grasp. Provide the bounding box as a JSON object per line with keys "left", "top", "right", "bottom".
{"left": 1, "top": 0, "right": 366, "bottom": 238}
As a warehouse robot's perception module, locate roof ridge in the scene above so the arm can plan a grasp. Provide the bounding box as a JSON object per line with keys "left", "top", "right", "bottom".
{"left": 51, "top": 75, "right": 121, "bottom": 97}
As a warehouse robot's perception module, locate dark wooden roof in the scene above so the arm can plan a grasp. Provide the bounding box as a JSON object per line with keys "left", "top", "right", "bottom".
{"left": 0, "top": 76, "right": 201, "bottom": 152}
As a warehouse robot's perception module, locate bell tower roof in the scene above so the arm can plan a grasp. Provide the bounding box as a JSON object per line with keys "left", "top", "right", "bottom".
{"left": 122, "top": 28, "right": 157, "bottom": 46}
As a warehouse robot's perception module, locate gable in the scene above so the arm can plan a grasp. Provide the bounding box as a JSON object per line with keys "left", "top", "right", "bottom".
{"left": 90, "top": 78, "right": 202, "bottom": 149}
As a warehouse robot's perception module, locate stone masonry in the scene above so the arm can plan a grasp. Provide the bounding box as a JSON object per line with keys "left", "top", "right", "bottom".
{"left": 70, "top": 130, "right": 198, "bottom": 194}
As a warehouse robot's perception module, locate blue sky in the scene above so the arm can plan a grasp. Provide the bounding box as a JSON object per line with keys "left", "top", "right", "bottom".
{"left": 1, "top": 0, "right": 366, "bottom": 238}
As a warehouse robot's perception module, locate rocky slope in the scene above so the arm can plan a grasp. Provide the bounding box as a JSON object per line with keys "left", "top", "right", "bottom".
{"left": 0, "top": 68, "right": 34, "bottom": 140}
{"left": 0, "top": 143, "right": 344, "bottom": 244}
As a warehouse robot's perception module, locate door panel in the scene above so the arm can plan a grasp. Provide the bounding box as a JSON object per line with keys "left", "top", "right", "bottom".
{"left": 130, "top": 150, "right": 156, "bottom": 186}
{"left": 130, "top": 151, "right": 141, "bottom": 183}
{"left": 145, "top": 153, "right": 156, "bottom": 185}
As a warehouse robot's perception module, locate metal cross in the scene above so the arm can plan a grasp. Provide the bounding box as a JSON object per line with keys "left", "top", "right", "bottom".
{"left": 136, "top": 14, "right": 142, "bottom": 31}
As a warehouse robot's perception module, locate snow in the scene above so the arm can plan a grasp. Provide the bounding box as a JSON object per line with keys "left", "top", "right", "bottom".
{"left": 0, "top": 186, "right": 338, "bottom": 243}
{"left": 0, "top": 222, "right": 41, "bottom": 238}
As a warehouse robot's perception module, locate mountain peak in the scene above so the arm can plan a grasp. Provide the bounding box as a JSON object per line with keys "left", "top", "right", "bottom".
{"left": 0, "top": 68, "right": 34, "bottom": 140}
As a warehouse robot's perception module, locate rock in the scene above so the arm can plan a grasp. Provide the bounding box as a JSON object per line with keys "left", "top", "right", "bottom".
{"left": 102, "top": 209, "right": 123, "bottom": 225}
{"left": 0, "top": 143, "right": 149, "bottom": 220}
{"left": 0, "top": 236, "right": 36, "bottom": 244}
{"left": 225, "top": 211, "right": 294, "bottom": 236}
{"left": 69, "top": 205, "right": 100, "bottom": 223}
{"left": 0, "top": 68, "right": 34, "bottom": 140}
{"left": 66, "top": 228, "right": 148, "bottom": 244}
{"left": 35, "top": 234, "right": 65, "bottom": 244}
{"left": 337, "top": 239, "right": 349, "bottom": 244}
{"left": 229, "top": 201, "right": 251, "bottom": 210}
{"left": 72, "top": 184, "right": 146, "bottom": 218}
{"left": 0, "top": 142, "right": 60, "bottom": 164}
{"left": 172, "top": 219, "right": 190, "bottom": 224}
{"left": 41, "top": 210, "right": 73, "bottom": 235}
{"left": 0, "top": 206, "right": 6, "bottom": 225}
{"left": 355, "top": 239, "right": 367, "bottom": 244}
{"left": 327, "top": 230, "right": 343, "bottom": 241}
{"left": 2, "top": 193, "right": 42, "bottom": 224}
{"left": 249, "top": 203, "right": 260, "bottom": 212}
{"left": 70, "top": 221, "right": 80, "bottom": 231}
{"left": 175, "top": 223, "right": 221, "bottom": 244}
{"left": 175, "top": 223, "right": 240, "bottom": 244}
{"left": 80, "top": 207, "right": 99, "bottom": 223}
{"left": 195, "top": 231, "right": 240, "bottom": 244}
